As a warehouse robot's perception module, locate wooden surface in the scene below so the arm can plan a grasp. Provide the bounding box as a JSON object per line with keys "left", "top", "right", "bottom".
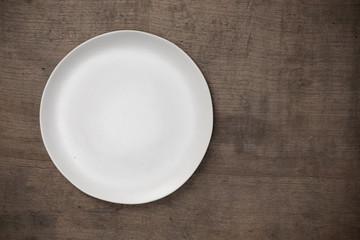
{"left": 1, "top": 0, "right": 359, "bottom": 239}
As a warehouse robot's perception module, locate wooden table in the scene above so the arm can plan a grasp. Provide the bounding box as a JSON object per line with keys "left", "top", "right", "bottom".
{"left": 1, "top": 0, "right": 359, "bottom": 239}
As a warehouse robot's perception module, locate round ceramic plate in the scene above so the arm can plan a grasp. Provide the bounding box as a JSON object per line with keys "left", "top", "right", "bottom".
{"left": 40, "top": 30, "right": 213, "bottom": 204}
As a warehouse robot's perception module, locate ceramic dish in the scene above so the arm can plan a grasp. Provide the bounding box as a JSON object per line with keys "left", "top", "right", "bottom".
{"left": 40, "top": 30, "right": 213, "bottom": 204}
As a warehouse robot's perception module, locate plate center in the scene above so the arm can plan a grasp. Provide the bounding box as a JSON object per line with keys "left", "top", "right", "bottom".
{"left": 58, "top": 49, "right": 195, "bottom": 182}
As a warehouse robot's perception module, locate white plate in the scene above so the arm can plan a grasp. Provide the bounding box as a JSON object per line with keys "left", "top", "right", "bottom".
{"left": 40, "top": 30, "right": 213, "bottom": 204}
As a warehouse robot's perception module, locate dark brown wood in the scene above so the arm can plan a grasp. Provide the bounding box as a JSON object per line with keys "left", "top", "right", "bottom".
{"left": 1, "top": 0, "right": 359, "bottom": 239}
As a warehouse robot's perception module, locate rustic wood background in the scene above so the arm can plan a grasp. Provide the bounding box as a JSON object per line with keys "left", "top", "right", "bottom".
{"left": 1, "top": 0, "right": 359, "bottom": 239}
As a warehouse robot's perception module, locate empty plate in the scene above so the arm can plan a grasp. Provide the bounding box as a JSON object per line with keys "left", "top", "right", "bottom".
{"left": 40, "top": 30, "right": 213, "bottom": 204}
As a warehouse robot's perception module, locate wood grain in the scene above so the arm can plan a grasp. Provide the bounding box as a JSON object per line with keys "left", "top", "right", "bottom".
{"left": 1, "top": 0, "right": 359, "bottom": 239}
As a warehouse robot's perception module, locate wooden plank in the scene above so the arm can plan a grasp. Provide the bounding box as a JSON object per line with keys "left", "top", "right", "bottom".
{"left": 1, "top": 0, "right": 359, "bottom": 239}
